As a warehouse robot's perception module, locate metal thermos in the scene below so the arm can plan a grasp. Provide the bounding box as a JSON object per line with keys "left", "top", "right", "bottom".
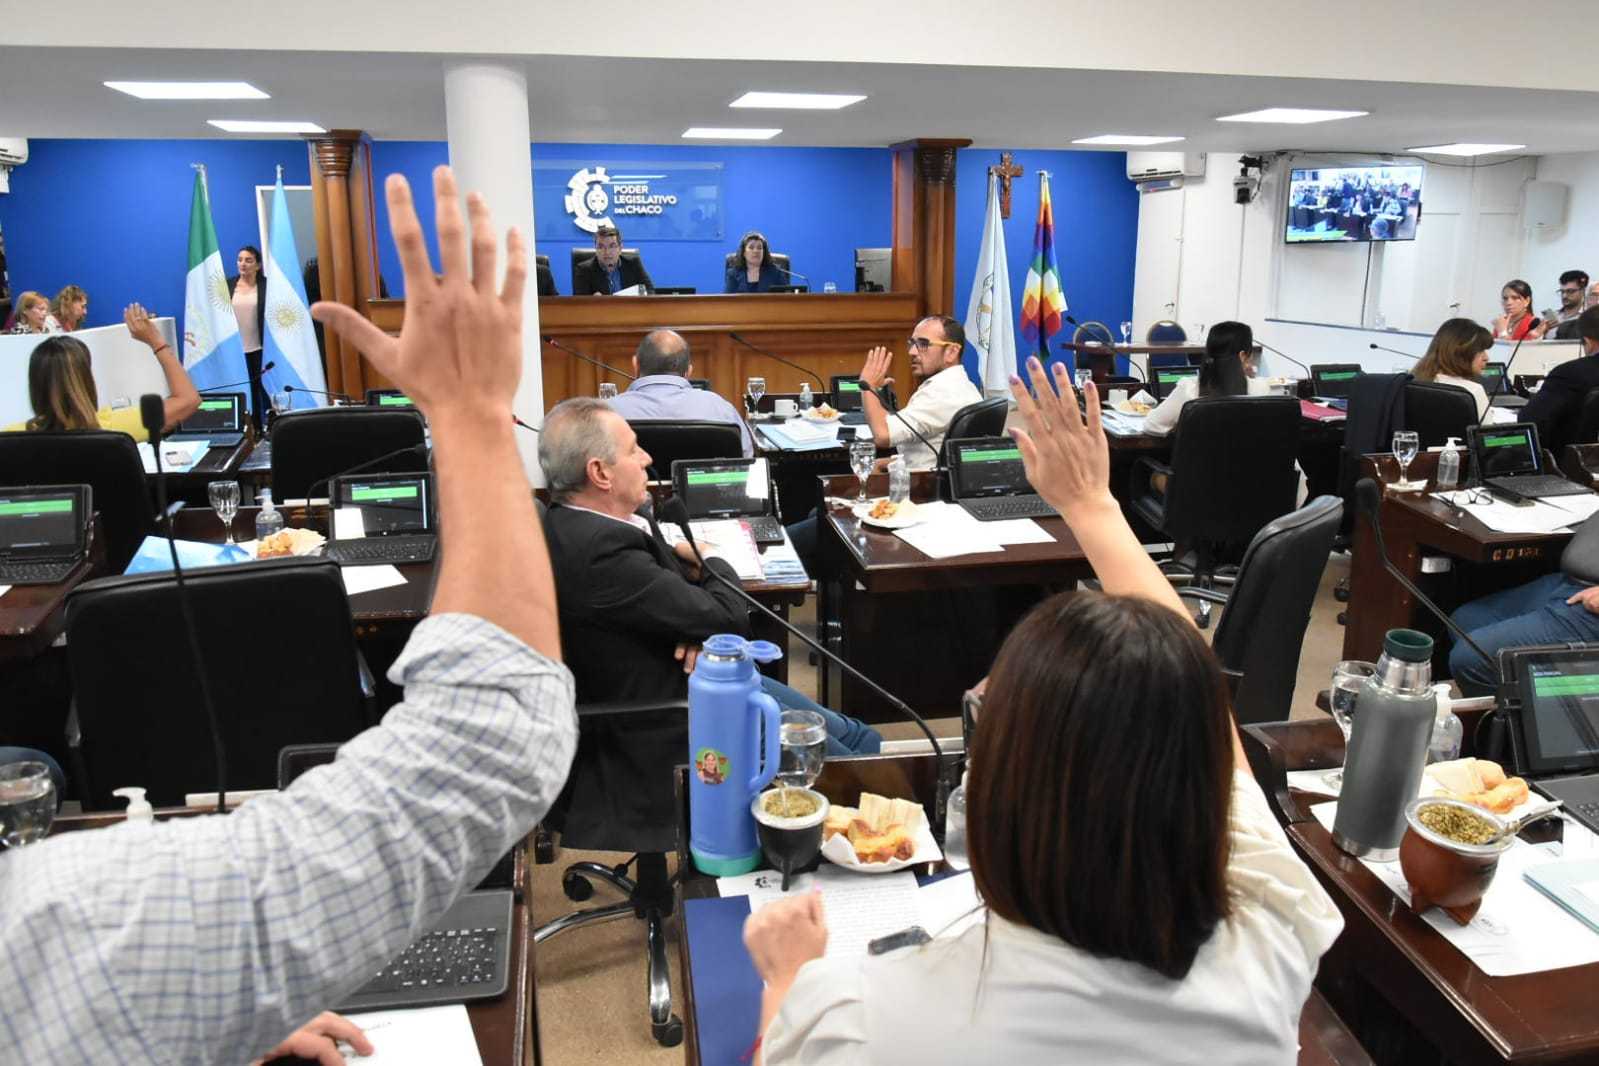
{"left": 1333, "top": 629, "right": 1437, "bottom": 861}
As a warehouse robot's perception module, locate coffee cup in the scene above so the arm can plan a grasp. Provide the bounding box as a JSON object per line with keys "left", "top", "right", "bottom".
{"left": 774, "top": 398, "right": 798, "bottom": 418}
{"left": 1108, "top": 388, "right": 1129, "bottom": 406}
{"left": 752, "top": 787, "right": 830, "bottom": 890}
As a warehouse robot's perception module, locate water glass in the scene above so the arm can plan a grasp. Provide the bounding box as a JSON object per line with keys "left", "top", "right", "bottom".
{"left": 776, "top": 709, "right": 827, "bottom": 791}
{"left": 1392, "top": 430, "right": 1420, "bottom": 485}
{"left": 598, "top": 382, "right": 618, "bottom": 400}
{"left": 270, "top": 389, "right": 292, "bottom": 418}
{"left": 849, "top": 441, "right": 877, "bottom": 502}
{"left": 207, "top": 479, "right": 241, "bottom": 545}
{"left": 822, "top": 281, "right": 838, "bottom": 294}
{"left": 1119, "top": 321, "right": 1133, "bottom": 344}
{"left": 746, "top": 376, "right": 767, "bottom": 414}
{"left": 1325, "top": 660, "right": 1377, "bottom": 788}
{"left": 0, "top": 761, "right": 56, "bottom": 848}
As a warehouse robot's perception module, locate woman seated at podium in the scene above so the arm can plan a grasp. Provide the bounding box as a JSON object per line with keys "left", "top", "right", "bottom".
{"left": 1142, "top": 319, "right": 1270, "bottom": 436}
{"left": 743, "top": 359, "right": 1342, "bottom": 1066}
{"left": 4, "top": 303, "right": 200, "bottom": 440}
{"left": 724, "top": 230, "right": 786, "bottom": 293}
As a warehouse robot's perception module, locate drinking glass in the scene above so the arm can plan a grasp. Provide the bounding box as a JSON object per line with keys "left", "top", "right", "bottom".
{"left": 1120, "top": 321, "right": 1133, "bottom": 344}
{"left": 746, "top": 376, "right": 767, "bottom": 415}
{"left": 598, "top": 382, "right": 618, "bottom": 400}
{"left": 849, "top": 441, "right": 877, "bottom": 503}
{"left": 1074, "top": 368, "right": 1093, "bottom": 393}
{"left": 270, "top": 389, "right": 292, "bottom": 419}
{"left": 0, "top": 761, "right": 55, "bottom": 848}
{"left": 776, "top": 709, "right": 828, "bottom": 793}
{"left": 1325, "top": 660, "right": 1377, "bottom": 789}
{"left": 208, "top": 479, "right": 241, "bottom": 545}
{"left": 1392, "top": 430, "right": 1420, "bottom": 486}
{"left": 822, "top": 281, "right": 838, "bottom": 294}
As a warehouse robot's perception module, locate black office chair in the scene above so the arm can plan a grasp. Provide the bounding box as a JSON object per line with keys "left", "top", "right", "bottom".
{"left": 1146, "top": 320, "right": 1187, "bottom": 344}
{"left": 62, "top": 557, "right": 375, "bottom": 809}
{"left": 535, "top": 253, "right": 550, "bottom": 271}
{"left": 533, "top": 696, "right": 689, "bottom": 1047}
{"left": 940, "top": 399, "right": 1009, "bottom": 465}
{"left": 627, "top": 420, "right": 744, "bottom": 480}
{"left": 1570, "top": 387, "right": 1599, "bottom": 447}
{"left": 1070, "top": 320, "right": 1115, "bottom": 346}
{"left": 270, "top": 406, "right": 427, "bottom": 500}
{"left": 1403, "top": 380, "right": 1477, "bottom": 448}
{"left": 0, "top": 430, "right": 159, "bottom": 572}
{"left": 688, "top": 379, "right": 712, "bottom": 391}
{"left": 722, "top": 251, "right": 792, "bottom": 275}
{"left": 1129, "top": 396, "right": 1301, "bottom": 600}
{"left": 571, "top": 248, "right": 643, "bottom": 274}
{"left": 1177, "top": 496, "right": 1343, "bottom": 723}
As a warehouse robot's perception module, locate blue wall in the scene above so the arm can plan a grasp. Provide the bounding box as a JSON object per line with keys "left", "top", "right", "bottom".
{"left": 952, "top": 148, "right": 1138, "bottom": 382}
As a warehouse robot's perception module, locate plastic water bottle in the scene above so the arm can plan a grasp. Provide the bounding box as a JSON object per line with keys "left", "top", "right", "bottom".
{"left": 1427, "top": 682, "right": 1464, "bottom": 763}
{"left": 887, "top": 455, "right": 910, "bottom": 504}
{"left": 254, "top": 489, "right": 284, "bottom": 540}
{"left": 1437, "top": 437, "right": 1462, "bottom": 490}
{"left": 943, "top": 770, "right": 969, "bottom": 870}
{"left": 1333, "top": 629, "right": 1437, "bottom": 860}
{"left": 798, "top": 382, "right": 814, "bottom": 410}
{"left": 687, "top": 634, "right": 784, "bottom": 877}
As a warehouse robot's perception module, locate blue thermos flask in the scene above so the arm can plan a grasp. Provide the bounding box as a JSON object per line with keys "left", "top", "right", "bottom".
{"left": 688, "top": 634, "right": 783, "bottom": 877}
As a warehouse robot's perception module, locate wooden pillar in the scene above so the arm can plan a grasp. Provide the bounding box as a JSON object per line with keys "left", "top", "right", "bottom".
{"left": 890, "top": 138, "right": 971, "bottom": 319}
{"left": 306, "top": 130, "right": 381, "bottom": 397}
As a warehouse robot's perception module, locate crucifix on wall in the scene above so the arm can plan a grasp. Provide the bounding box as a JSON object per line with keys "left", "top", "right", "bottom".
{"left": 989, "top": 152, "right": 1024, "bottom": 218}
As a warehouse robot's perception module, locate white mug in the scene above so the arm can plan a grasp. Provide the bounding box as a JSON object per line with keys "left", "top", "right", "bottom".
{"left": 774, "top": 398, "right": 798, "bottom": 418}
{"left": 1108, "top": 389, "right": 1129, "bottom": 406}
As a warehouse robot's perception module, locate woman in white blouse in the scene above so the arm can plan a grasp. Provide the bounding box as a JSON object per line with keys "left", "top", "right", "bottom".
{"left": 743, "top": 358, "right": 1342, "bottom": 1066}
{"left": 1414, "top": 317, "right": 1511, "bottom": 424}
{"left": 1143, "top": 320, "right": 1272, "bottom": 436}
{"left": 226, "top": 245, "right": 269, "bottom": 429}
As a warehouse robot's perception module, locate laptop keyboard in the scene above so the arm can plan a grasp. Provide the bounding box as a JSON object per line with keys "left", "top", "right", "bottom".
{"left": 325, "top": 537, "right": 436, "bottom": 565}
{"left": 353, "top": 925, "right": 502, "bottom": 997}
{"left": 0, "top": 559, "right": 79, "bottom": 585}
{"left": 1486, "top": 475, "right": 1591, "bottom": 498}
{"left": 960, "top": 496, "right": 1058, "bottom": 521}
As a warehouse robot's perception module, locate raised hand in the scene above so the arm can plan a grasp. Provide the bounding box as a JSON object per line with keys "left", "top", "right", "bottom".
{"left": 1007, "top": 356, "right": 1112, "bottom": 522}
{"left": 123, "top": 303, "right": 166, "bottom": 351}
{"left": 859, "top": 345, "right": 892, "bottom": 389}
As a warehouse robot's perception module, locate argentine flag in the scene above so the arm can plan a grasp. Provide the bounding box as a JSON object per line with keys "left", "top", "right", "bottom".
{"left": 260, "top": 175, "right": 328, "bottom": 409}
{"left": 181, "top": 169, "right": 250, "bottom": 392}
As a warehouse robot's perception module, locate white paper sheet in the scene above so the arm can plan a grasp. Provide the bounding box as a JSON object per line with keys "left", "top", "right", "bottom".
{"left": 893, "top": 501, "right": 1005, "bottom": 559}
{"left": 777, "top": 418, "right": 839, "bottom": 444}
{"left": 918, "top": 871, "right": 985, "bottom": 940}
{"left": 717, "top": 865, "right": 924, "bottom": 957}
{"left": 340, "top": 1004, "right": 483, "bottom": 1066}
{"left": 0, "top": 585, "right": 10, "bottom": 600}
{"left": 341, "top": 564, "right": 408, "bottom": 596}
{"left": 982, "top": 518, "right": 1054, "bottom": 545}
{"left": 686, "top": 519, "right": 763, "bottom": 581}
{"left": 136, "top": 438, "right": 209, "bottom": 474}
{"left": 1433, "top": 489, "right": 1599, "bottom": 535}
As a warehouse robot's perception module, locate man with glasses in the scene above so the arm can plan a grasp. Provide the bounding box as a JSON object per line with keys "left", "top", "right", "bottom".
{"left": 1543, "top": 270, "right": 1590, "bottom": 340}
{"left": 857, "top": 314, "right": 982, "bottom": 471}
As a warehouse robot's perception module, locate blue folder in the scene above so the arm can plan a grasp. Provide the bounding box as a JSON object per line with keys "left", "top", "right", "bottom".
{"left": 123, "top": 536, "right": 252, "bottom": 574}
{"left": 682, "top": 895, "right": 762, "bottom": 1065}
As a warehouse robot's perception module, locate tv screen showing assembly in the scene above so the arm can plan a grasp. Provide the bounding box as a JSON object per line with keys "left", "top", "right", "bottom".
{"left": 1285, "top": 164, "right": 1424, "bottom": 244}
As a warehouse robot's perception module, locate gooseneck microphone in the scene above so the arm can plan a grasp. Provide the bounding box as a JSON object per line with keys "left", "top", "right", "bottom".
{"left": 141, "top": 394, "right": 229, "bottom": 815}
{"left": 1256, "top": 341, "right": 1310, "bottom": 377}
{"left": 1480, "top": 320, "right": 1539, "bottom": 427}
{"left": 773, "top": 264, "right": 810, "bottom": 284}
{"left": 541, "top": 335, "right": 637, "bottom": 380}
{"left": 304, "top": 443, "right": 431, "bottom": 505}
{"left": 512, "top": 415, "right": 541, "bottom": 434}
{"left": 657, "top": 497, "right": 957, "bottom": 836}
{"left": 200, "top": 361, "right": 275, "bottom": 391}
{"left": 283, "top": 383, "right": 355, "bottom": 403}
{"left": 728, "top": 332, "right": 826, "bottom": 389}
{"left": 1368, "top": 342, "right": 1420, "bottom": 361}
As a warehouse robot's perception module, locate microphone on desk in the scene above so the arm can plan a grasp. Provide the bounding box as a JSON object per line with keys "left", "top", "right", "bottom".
{"left": 199, "top": 361, "right": 275, "bottom": 392}
{"left": 141, "top": 393, "right": 230, "bottom": 815}
{"left": 1256, "top": 341, "right": 1310, "bottom": 377}
{"left": 773, "top": 265, "right": 810, "bottom": 284}
{"left": 283, "top": 383, "right": 355, "bottom": 403}
{"left": 656, "top": 496, "right": 957, "bottom": 836}
{"left": 304, "top": 443, "right": 431, "bottom": 506}
{"left": 1368, "top": 342, "right": 1420, "bottom": 361}
{"left": 541, "top": 335, "right": 637, "bottom": 380}
{"left": 728, "top": 332, "right": 826, "bottom": 390}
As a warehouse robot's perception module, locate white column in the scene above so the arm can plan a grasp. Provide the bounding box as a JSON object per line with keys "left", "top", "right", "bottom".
{"left": 443, "top": 60, "right": 544, "bottom": 482}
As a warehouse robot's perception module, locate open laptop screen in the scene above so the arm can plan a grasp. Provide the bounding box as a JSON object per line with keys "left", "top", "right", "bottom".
{"left": 830, "top": 377, "right": 865, "bottom": 412}
{"left": 367, "top": 390, "right": 416, "bottom": 408}
{"left": 332, "top": 473, "right": 432, "bottom": 537}
{"left": 951, "top": 440, "right": 1031, "bottom": 499}
{"left": 1479, "top": 362, "right": 1508, "bottom": 396}
{"left": 674, "top": 459, "right": 771, "bottom": 519}
{"left": 180, "top": 394, "right": 243, "bottom": 433}
{"left": 0, "top": 486, "right": 85, "bottom": 558}
{"left": 1310, "top": 366, "right": 1361, "bottom": 398}
{"left": 1512, "top": 650, "right": 1599, "bottom": 775}
{"left": 1471, "top": 423, "right": 1540, "bottom": 478}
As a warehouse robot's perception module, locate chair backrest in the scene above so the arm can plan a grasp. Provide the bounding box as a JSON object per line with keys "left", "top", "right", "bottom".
{"left": 1403, "top": 380, "right": 1477, "bottom": 448}
{"left": 627, "top": 419, "right": 744, "bottom": 480}
{"left": 1165, "top": 396, "right": 1301, "bottom": 549}
{"left": 269, "top": 407, "right": 427, "bottom": 500}
{"left": 535, "top": 253, "right": 551, "bottom": 271}
{"left": 64, "top": 557, "right": 371, "bottom": 808}
{"left": 0, "top": 430, "right": 153, "bottom": 572}
{"left": 1209, "top": 495, "right": 1342, "bottom": 724}
{"left": 1573, "top": 387, "right": 1599, "bottom": 446}
{"left": 723, "top": 251, "right": 792, "bottom": 274}
{"left": 1070, "top": 320, "right": 1116, "bottom": 346}
{"left": 1146, "top": 320, "right": 1187, "bottom": 344}
{"left": 941, "top": 399, "right": 1009, "bottom": 464}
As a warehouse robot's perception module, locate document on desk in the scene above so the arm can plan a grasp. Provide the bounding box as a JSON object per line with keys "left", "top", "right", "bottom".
{"left": 758, "top": 420, "right": 839, "bottom": 452}
{"left": 136, "top": 438, "right": 210, "bottom": 474}
{"left": 0, "top": 585, "right": 11, "bottom": 601}
{"left": 758, "top": 532, "right": 809, "bottom": 584}
{"left": 1100, "top": 410, "right": 1149, "bottom": 438}
{"left": 1433, "top": 490, "right": 1599, "bottom": 534}
{"left": 340, "top": 1004, "right": 482, "bottom": 1066}
{"left": 1310, "top": 801, "right": 1599, "bottom": 976}
{"left": 684, "top": 519, "right": 764, "bottom": 581}
{"left": 718, "top": 865, "right": 923, "bottom": 957}
{"left": 341, "top": 564, "right": 408, "bottom": 597}
{"left": 893, "top": 501, "right": 1006, "bottom": 559}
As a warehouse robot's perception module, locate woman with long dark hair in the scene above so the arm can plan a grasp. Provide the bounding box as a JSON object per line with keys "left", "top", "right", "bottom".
{"left": 724, "top": 231, "right": 785, "bottom": 293}
{"left": 1492, "top": 279, "right": 1546, "bottom": 342}
{"left": 1143, "top": 320, "right": 1269, "bottom": 435}
{"left": 227, "top": 244, "right": 270, "bottom": 427}
{"left": 743, "top": 359, "right": 1341, "bottom": 1065}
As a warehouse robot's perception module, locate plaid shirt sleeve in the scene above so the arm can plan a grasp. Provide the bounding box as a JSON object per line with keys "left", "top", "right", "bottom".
{"left": 0, "top": 612, "right": 576, "bottom": 1065}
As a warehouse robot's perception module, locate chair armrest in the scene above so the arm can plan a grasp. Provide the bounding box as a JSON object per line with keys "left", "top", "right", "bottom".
{"left": 1129, "top": 456, "right": 1172, "bottom": 501}
{"left": 1177, "top": 587, "right": 1231, "bottom": 606}
{"left": 163, "top": 500, "right": 187, "bottom": 519}
{"left": 577, "top": 698, "right": 690, "bottom": 721}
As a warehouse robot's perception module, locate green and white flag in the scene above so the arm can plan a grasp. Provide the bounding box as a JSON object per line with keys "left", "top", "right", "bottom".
{"left": 181, "top": 167, "right": 248, "bottom": 391}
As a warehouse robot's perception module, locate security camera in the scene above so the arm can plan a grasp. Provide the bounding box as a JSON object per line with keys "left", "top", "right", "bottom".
{"left": 1233, "top": 174, "right": 1256, "bottom": 204}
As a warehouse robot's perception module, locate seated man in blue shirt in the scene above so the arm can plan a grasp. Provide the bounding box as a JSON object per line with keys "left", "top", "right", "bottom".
{"left": 606, "top": 328, "right": 754, "bottom": 456}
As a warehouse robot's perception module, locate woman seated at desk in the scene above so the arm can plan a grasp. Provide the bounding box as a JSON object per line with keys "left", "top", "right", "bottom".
{"left": 743, "top": 359, "right": 1342, "bottom": 1065}
{"left": 1414, "top": 317, "right": 1512, "bottom": 424}
{"left": 724, "top": 230, "right": 787, "bottom": 293}
{"left": 4, "top": 304, "right": 200, "bottom": 440}
{"left": 1142, "top": 320, "right": 1271, "bottom": 436}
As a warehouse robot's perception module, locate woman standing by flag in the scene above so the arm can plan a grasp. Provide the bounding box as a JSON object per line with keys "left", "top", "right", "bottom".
{"left": 227, "top": 244, "right": 270, "bottom": 429}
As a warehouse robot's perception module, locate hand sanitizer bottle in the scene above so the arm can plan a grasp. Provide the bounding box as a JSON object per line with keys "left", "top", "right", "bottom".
{"left": 255, "top": 489, "right": 285, "bottom": 540}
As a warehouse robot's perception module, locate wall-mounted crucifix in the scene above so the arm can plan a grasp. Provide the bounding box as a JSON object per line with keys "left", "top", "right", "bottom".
{"left": 989, "top": 152, "right": 1024, "bottom": 218}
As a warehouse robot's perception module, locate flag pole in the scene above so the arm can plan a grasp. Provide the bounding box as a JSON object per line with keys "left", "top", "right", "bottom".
{"left": 191, "top": 162, "right": 208, "bottom": 205}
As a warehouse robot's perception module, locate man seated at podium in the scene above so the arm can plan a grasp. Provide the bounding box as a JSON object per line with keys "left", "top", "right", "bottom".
{"left": 604, "top": 328, "right": 753, "bottom": 456}
{"left": 572, "top": 224, "right": 654, "bottom": 296}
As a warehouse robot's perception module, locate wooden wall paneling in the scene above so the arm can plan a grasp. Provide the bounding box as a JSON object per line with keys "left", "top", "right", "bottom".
{"left": 890, "top": 138, "right": 970, "bottom": 322}
{"left": 307, "top": 130, "right": 378, "bottom": 398}
{"left": 346, "top": 137, "right": 388, "bottom": 389}
{"left": 306, "top": 142, "right": 339, "bottom": 394}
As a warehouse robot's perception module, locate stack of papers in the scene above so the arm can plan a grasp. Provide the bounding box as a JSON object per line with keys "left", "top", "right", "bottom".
{"left": 1433, "top": 490, "right": 1599, "bottom": 535}
{"left": 757, "top": 420, "right": 840, "bottom": 452}
{"left": 341, "top": 1004, "right": 483, "bottom": 1065}
{"left": 1100, "top": 410, "right": 1149, "bottom": 437}
{"left": 676, "top": 519, "right": 763, "bottom": 580}
{"left": 758, "top": 533, "right": 809, "bottom": 585}
{"left": 892, "top": 501, "right": 1052, "bottom": 560}
{"left": 136, "top": 438, "right": 210, "bottom": 474}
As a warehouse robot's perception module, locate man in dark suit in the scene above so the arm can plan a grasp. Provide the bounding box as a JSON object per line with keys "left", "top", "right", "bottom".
{"left": 537, "top": 398, "right": 878, "bottom": 850}
{"left": 1520, "top": 306, "right": 1599, "bottom": 457}
{"left": 571, "top": 224, "right": 654, "bottom": 296}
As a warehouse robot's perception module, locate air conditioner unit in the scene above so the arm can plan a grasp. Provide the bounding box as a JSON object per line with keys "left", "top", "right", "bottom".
{"left": 1126, "top": 151, "right": 1206, "bottom": 183}
{"left": 0, "top": 139, "right": 27, "bottom": 167}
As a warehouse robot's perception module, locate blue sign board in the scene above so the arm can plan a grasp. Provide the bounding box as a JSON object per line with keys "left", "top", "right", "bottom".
{"left": 534, "top": 160, "right": 723, "bottom": 242}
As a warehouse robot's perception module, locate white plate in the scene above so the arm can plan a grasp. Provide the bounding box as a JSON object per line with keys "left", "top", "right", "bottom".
{"left": 851, "top": 499, "right": 923, "bottom": 530}
{"left": 820, "top": 809, "right": 942, "bottom": 873}
{"left": 802, "top": 407, "right": 842, "bottom": 422}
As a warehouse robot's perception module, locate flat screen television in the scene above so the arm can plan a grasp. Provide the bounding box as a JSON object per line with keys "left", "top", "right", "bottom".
{"left": 1285, "top": 164, "right": 1424, "bottom": 244}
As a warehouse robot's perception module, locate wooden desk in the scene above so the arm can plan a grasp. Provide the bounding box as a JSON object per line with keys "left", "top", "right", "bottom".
{"left": 0, "top": 518, "right": 105, "bottom": 665}
{"left": 47, "top": 807, "right": 539, "bottom": 1065}
{"left": 1243, "top": 718, "right": 1599, "bottom": 1065}
{"left": 1059, "top": 341, "right": 1202, "bottom": 382}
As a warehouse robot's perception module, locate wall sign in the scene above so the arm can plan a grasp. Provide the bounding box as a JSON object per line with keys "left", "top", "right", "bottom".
{"left": 534, "top": 160, "right": 723, "bottom": 242}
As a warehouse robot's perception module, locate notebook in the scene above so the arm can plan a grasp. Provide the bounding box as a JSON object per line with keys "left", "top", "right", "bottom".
{"left": 170, "top": 393, "right": 246, "bottom": 447}
{"left": 1309, "top": 364, "right": 1362, "bottom": 401}
{"left": 947, "top": 437, "right": 1055, "bottom": 522}
{"left": 0, "top": 484, "right": 91, "bottom": 585}
{"left": 1466, "top": 422, "right": 1591, "bottom": 500}
{"left": 829, "top": 375, "right": 870, "bottom": 425}
{"left": 1150, "top": 365, "right": 1199, "bottom": 400}
{"left": 325, "top": 472, "right": 438, "bottom": 565}
{"left": 1499, "top": 645, "right": 1599, "bottom": 835}
{"left": 671, "top": 457, "right": 784, "bottom": 544}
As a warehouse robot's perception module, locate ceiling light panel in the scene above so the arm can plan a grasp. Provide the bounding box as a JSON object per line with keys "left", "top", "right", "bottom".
{"left": 1406, "top": 143, "right": 1525, "bottom": 157}
{"left": 1072, "top": 134, "right": 1185, "bottom": 146}
{"left": 106, "top": 81, "right": 268, "bottom": 100}
{"left": 208, "top": 119, "right": 325, "bottom": 133}
{"left": 1216, "top": 108, "right": 1369, "bottom": 124}
{"left": 730, "top": 92, "right": 866, "bottom": 110}
{"left": 682, "top": 127, "right": 782, "bottom": 140}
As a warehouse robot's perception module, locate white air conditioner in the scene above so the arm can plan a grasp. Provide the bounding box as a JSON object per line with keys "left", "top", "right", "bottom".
{"left": 1126, "top": 151, "right": 1206, "bottom": 183}
{"left": 0, "top": 139, "right": 27, "bottom": 167}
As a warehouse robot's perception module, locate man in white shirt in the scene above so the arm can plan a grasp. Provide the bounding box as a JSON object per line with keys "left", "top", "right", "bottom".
{"left": 857, "top": 314, "right": 983, "bottom": 471}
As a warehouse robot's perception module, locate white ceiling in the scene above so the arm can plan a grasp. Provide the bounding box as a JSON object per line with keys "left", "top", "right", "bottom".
{"left": 2, "top": 47, "right": 1598, "bottom": 157}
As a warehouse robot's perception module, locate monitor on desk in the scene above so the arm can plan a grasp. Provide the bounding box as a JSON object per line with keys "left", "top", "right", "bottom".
{"left": 1151, "top": 365, "right": 1200, "bottom": 399}
{"left": 673, "top": 458, "right": 775, "bottom": 521}
{"left": 830, "top": 375, "right": 865, "bottom": 412}
{"left": 365, "top": 389, "right": 415, "bottom": 408}
{"left": 1467, "top": 422, "right": 1543, "bottom": 479}
{"left": 1309, "top": 365, "right": 1362, "bottom": 399}
{"left": 1480, "top": 361, "right": 1509, "bottom": 397}
{"left": 854, "top": 247, "right": 891, "bottom": 292}
{"left": 948, "top": 439, "right": 1032, "bottom": 499}
{"left": 0, "top": 484, "right": 89, "bottom": 560}
{"left": 1502, "top": 646, "right": 1599, "bottom": 777}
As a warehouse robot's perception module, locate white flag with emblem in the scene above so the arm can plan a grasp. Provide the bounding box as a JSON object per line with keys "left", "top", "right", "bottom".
{"left": 964, "top": 173, "right": 1017, "bottom": 397}
{"left": 181, "top": 167, "right": 249, "bottom": 392}
{"left": 260, "top": 172, "right": 329, "bottom": 408}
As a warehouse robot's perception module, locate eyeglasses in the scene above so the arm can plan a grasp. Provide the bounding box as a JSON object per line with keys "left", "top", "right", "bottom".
{"left": 1560, "top": 287, "right": 1584, "bottom": 296}
{"left": 907, "top": 337, "right": 960, "bottom": 351}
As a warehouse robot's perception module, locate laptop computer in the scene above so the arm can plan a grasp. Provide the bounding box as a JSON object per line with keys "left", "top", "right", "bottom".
{"left": 672, "top": 457, "right": 785, "bottom": 544}
{"left": 1498, "top": 645, "right": 1599, "bottom": 835}
{"left": 169, "top": 392, "right": 247, "bottom": 447}
{"left": 325, "top": 471, "right": 438, "bottom": 565}
{"left": 829, "top": 375, "right": 870, "bottom": 426}
{"left": 365, "top": 389, "right": 416, "bottom": 409}
{"left": 1309, "top": 364, "right": 1362, "bottom": 401}
{"left": 1150, "top": 365, "right": 1200, "bottom": 400}
{"left": 1479, "top": 361, "right": 1527, "bottom": 408}
{"left": 1465, "top": 422, "right": 1591, "bottom": 501}
{"left": 0, "top": 484, "right": 92, "bottom": 585}
{"left": 947, "top": 437, "right": 1057, "bottom": 521}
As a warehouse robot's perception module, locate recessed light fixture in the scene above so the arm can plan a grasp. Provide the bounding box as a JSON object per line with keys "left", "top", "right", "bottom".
{"left": 1407, "top": 142, "right": 1525, "bottom": 157}
{"left": 208, "top": 119, "right": 326, "bottom": 134}
{"left": 1072, "top": 134, "right": 1186, "bottom": 146}
{"left": 730, "top": 92, "right": 866, "bottom": 110}
{"left": 106, "top": 81, "right": 269, "bottom": 100}
{"left": 1216, "top": 108, "right": 1369, "bottom": 124}
{"left": 682, "top": 127, "right": 781, "bottom": 140}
